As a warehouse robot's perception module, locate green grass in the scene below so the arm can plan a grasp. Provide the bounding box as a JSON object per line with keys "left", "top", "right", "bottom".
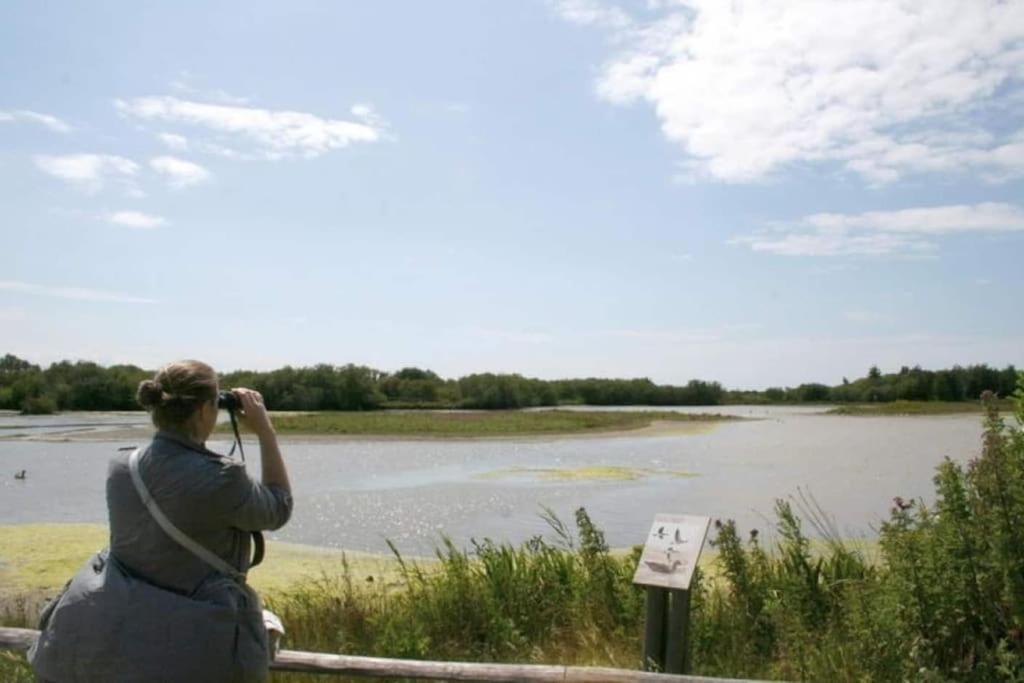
{"left": 222, "top": 409, "right": 737, "bottom": 437}
{"left": 826, "top": 399, "right": 1012, "bottom": 415}
{"left": 0, "top": 524, "right": 406, "bottom": 604}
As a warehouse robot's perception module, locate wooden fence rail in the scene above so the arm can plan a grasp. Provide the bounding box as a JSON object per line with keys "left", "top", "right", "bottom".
{"left": 1, "top": 627, "right": 769, "bottom": 682}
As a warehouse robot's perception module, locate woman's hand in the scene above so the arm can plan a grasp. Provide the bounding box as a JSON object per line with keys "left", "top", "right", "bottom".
{"left": 232, "top": 387, "right": 274, "bottom": 437}
{"left": 232, "top": 387, "right": 289, "bottom": 494}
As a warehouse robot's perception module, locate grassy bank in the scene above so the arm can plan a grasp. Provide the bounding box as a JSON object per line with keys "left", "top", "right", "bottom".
{"left": 0, "top": 523, "right": 869, "bottom": 603}
{"left": 826, "top": 399, "right": 1014, "bottom": 416}
{"left": 223, "top": 409, "right": 737, "bottom": 438}
{"left": 0, "top": 524, "right": 402, "bottom": 604}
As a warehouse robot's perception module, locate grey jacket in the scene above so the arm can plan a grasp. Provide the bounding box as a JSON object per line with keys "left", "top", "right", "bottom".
{"left": 108, "top": 431, "right": 292, "bottom": 594}
{"left": 29, "top": 431, "right": 293, "bottom": 682}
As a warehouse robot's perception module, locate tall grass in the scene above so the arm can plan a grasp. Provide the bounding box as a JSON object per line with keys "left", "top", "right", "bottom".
{"left": 0, "top": 595, "right": 36, "bottom": 682}
{"left": 266, "top": 508, "right": 646, "bottom": 677}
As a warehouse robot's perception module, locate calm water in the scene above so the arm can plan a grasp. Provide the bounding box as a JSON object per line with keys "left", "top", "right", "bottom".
{"left": 0, "top": 408, "right": 984, "bottom": 554}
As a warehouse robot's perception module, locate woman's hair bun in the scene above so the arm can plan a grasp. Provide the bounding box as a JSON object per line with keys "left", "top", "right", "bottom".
{"left": 137, "top": 379, "right": 165, "bottom": 408}
{"left": 138, "top": 360, "right": 217, "bottom": 430}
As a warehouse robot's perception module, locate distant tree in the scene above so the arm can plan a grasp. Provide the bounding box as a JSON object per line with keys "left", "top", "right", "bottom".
{"left": 997, "top": 365, "right": 1019, "bottom": 398}
{"left": 932, "top": 370, "right": 963, "bottom": 402}
{"left": 380, "top": 367, "right": 444, "bottom": 404}
{"left": 963, "top": 364, "right": 1002, "bottom": 401}
{"left": 393, "top": 367, "right": 439, "bottom": 382}
{"left": 0, "top": 354, "right": 43, "bottom": 410}
{"left": 21, "top": 395, "right": 57, "bottom": 415}
{"left": 0, "top": 354, "right": 37, "bottom": 377}
{"left": 792, "top": 383, "right": 831, "bottom": 402}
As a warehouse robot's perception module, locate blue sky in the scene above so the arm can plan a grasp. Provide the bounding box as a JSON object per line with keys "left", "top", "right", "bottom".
{"left": 1, "top": 0, "right": 1022, "bottom": 388}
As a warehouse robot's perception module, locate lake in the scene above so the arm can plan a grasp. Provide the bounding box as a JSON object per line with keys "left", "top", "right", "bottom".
{"left": 0, "top": 407, "right": 984, "bottom": 555}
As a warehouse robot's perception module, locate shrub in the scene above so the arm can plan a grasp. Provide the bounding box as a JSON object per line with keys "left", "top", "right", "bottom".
{"left": 19, "top": 395, "right": 57, "bottom": 415}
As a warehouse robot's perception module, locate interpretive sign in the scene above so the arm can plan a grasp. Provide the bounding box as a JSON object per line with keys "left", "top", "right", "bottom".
{"left": 632, "top": 514, "right": 710, "bottom": 591}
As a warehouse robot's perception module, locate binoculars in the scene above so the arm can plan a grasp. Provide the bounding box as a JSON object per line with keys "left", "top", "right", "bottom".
{"left": 217, "top": 391, "right": 241, "bottom": 412}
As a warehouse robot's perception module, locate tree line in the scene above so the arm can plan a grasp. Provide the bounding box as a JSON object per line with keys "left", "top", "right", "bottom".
{"left": 0, "top": 353, "right": 1016, "bottom": 413}
{"left": 732, "top": 363, "right": 1020, "bottom": 404}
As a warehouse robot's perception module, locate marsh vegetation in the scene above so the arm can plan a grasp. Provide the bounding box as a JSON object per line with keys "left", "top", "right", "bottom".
{"left": 240, "top": 409, "right": 734, "bottom": 437}
{"left": 827, "top": 399, "right": 1014, "bottom": 416}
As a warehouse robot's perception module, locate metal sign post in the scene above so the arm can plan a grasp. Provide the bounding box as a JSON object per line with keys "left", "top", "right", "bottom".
{"left": 632, "top": 514, "right": 710, "bottom": 674}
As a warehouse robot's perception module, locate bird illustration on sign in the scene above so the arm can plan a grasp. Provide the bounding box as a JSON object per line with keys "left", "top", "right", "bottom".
{"left": 643, "top": 524, "right": 690, "bottom": 574}
{"left": 633, "top": 514, "right": 710, "bottom": 590}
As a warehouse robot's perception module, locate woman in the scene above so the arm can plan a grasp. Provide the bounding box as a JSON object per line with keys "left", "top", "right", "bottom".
{"left": 29, "top": 360, "right": 293, "bottom": 682}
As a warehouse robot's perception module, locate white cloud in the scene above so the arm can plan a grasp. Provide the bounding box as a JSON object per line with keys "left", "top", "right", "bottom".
{"left": 550, "top": 0, "right": 632, "bottom": 29}
{"left": 102, "top": 210, "right": 168, "bottom": 229}
{"left": 157, "top": 132, "right": 188, "bottom": 150}
{"left": 350, "top": 103, "right": 388, "bottom": 131}
{"left": 149, "top": 155, "right": 211, "bottom": 188}
{"left": 560, "top": 1, "right": 1024, "bottom": 183}
{"left": 350, "top": 103, "right": 374, "bottom": 119}
{"left": 0, "top": 280, "right": 155, "bottom": 304}
{"left": 733, "top": 231, "right": 937, "bottom": 257}
{"left": 0, "top": 109, "right": 72, "bottom": 133}
{"left": 731, "top": 202, "right": 1024, "bottom": 256}
{"left": 33, "top": 154, "right": 140, "bottom": 193}
{"left": 804, "top": 203, "right": 1024, "bottom": 234}
{"left": 115, "top": 96, "right": 385, "bottom": 160}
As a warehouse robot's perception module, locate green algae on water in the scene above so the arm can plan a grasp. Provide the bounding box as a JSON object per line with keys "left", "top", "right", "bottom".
{"left": 477, "top": 465, "right": 699, "bottom": 482}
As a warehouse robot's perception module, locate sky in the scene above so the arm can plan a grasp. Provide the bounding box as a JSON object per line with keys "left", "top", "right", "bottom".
{"left": 1, "top": 0, "right": 1022, "bottom": 389}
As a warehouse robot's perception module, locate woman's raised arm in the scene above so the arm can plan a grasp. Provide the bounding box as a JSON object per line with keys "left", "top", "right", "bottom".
{"left": 234, "top": 388, "right": 291, "bottom": 495}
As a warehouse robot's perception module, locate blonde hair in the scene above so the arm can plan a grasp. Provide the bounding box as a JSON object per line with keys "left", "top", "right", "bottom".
{"left": 137, "top": 360, "right": 218, "bottom": 433}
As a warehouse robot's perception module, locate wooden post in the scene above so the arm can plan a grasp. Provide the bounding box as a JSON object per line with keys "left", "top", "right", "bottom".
{"left": 681, "top": 591, "right": 694, "bottom": 675}
{"left": 643, "top": 586, "right": 668, "bottom": 672}
{"left": 664, "top": 589, "right": 691, "bottom": 674}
